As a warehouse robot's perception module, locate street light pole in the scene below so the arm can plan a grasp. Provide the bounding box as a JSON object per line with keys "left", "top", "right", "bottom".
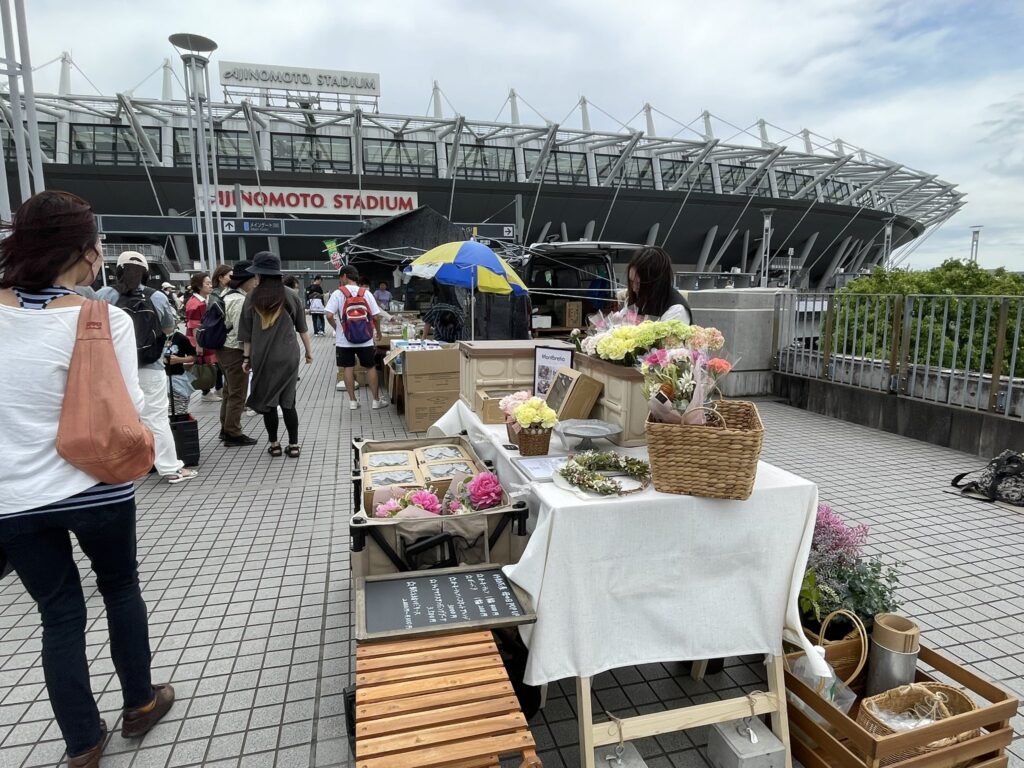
{"left": 169, "top": 33, "right": 219, "bottom": 271}
{"left": 760, "top": 208, "right": 775, "bottom": 288}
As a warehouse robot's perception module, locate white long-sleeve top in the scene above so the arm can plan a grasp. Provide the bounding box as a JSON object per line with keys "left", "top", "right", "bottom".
{"left": 0, "top": 302, "right": 145, "bottom": 516}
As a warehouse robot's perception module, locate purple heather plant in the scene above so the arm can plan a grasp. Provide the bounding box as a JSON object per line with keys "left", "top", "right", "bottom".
{"left": 808, "top": 503, "right": 868, "bottom": 578}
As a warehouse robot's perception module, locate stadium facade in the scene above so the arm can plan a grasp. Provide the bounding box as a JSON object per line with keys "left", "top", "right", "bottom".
{"left": 2, "top": 55, "right": 963, "bottom": 288}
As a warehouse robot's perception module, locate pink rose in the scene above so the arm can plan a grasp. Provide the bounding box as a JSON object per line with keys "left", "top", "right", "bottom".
{"left": 446, "top": 500, "right": 464, "bottom": 515}
{"left": 643, "top": 348, "right": 669, "bottom": 367}
{"left": 409, "top": 490, "right": 442, "bottom": 515}
{"left": 466, "top": 472, "right": 503, "bottom": 509}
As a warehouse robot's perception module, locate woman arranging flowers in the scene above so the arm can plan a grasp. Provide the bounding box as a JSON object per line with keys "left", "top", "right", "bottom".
{"left": 512, "top": 397, "right": 558, "bottom": 456}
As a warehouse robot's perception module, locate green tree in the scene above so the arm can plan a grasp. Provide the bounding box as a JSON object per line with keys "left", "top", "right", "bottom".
{"left": 830, "top": 260, "right": 1024, "bottom": 377}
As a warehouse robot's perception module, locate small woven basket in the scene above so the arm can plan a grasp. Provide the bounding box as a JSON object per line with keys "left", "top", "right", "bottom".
{"left": 505, "top": 422, "right": 519, "bottom": 446}
{"left": 517, "top": 427, "right": 552, "bottom": 457}
{"left": 802, "top": 609, "right": 869, "bottom": 686}
{"left": 645, "top": 400, "right": 764, "bottom": 499}
{"left": 856, "top": 682, "right": 980, "bottom": 766}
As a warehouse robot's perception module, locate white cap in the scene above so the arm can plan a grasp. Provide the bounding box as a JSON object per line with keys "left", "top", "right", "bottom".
{"left": 116, "top": 251, "right": 149, "bottom": 270}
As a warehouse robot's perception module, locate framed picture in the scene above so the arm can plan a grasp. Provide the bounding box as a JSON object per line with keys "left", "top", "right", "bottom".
{"left": 534, "top": 346, "right": 574, "bottom": 398}
{"left": 545, "top": 367, "right": 603, "bottom": 419}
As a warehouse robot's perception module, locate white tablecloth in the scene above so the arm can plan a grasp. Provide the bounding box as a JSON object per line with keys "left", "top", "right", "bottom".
{"left": 430, "top": 401, "right": 824, "bottom": 686}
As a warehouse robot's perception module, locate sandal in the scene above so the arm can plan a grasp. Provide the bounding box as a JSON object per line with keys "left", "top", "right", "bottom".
{"left": 268, "top": 443, "right": 283, "bottom": 457}
{"left": 285, "top": 445, "right": 301, "bottom": 458}
{"left": 164, "top": 469, "right": 197, "bottom": 485}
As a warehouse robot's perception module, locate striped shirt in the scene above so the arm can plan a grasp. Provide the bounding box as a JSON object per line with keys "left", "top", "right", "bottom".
{"left": 8, "top": 287, "right": 135, "bottom": 518}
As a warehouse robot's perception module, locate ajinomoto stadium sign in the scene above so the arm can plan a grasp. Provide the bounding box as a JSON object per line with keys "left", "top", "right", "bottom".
{"left": 218, "top": 61, "right": 380, "bottom": 96}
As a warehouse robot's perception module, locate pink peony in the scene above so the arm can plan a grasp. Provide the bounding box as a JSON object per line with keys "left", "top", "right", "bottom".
{"left": 643, "top": 348, "right": 670, "bottom": 367}
{"left": 374, "top": 498, "right": 401, "bottom": 518}
{"left": 446, "top": 500, "right": 464, "bottom": 515}
{"left": 408, "top": 490, "right": 442, "bottom": 515}
{"left": 707, "top": 358, "right": 732, "bottom": 376}
{"left": 466, "top": 472, "right": 503, "bottom": 509}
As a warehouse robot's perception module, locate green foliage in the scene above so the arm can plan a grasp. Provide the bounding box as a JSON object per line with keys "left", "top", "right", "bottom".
{"left": 829, "top": 260, "right": 1024, "bottom": 377}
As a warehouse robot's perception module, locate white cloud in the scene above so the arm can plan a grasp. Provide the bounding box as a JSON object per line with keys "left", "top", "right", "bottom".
{"left": 14, "top": 0, "right": 1024, "bottom": 268}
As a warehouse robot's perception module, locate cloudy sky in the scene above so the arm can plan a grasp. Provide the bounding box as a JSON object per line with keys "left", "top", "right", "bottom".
{"left": 18, "top": 0, "right": 1024, "bottom": 269}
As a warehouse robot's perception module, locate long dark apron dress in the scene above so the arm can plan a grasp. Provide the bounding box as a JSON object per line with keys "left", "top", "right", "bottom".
{"left": 237, "top": 289, "right": 308, "bottom": 413}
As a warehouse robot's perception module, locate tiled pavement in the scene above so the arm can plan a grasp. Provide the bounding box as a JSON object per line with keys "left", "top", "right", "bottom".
{"left": 0, "top": 333, "right": 1021, "bottom": 767}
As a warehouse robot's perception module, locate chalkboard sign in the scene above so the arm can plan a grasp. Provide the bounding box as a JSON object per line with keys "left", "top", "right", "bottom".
{"left": 355, "top": 565, "right": 536, "bottom": 641}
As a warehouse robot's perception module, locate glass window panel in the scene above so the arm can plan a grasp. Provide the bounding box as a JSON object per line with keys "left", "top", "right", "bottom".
{"left": 595, "top": 153, "right": 655, "bottom": 190}
{"left": 659, "top": 158, "right": 715, "bottom": 193}
{"left": 362, "top": 138, "right": 437, "bottom": 178}
{"left": 448, "top": 144, "right": 516, "bottom": 182}
{"left": 2, "top": 122, "right": 57, "bottom": 161}
{"left": 523, "top": 148, "right": 588, "bottom": 185}
{"left": 70, "top": 124, "right": 159, "bottom": 166}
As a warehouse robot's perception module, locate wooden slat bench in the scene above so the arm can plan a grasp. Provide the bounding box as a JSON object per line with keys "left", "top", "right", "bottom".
{"left": 355, "top": 631, "right": 541, "bottom": 768}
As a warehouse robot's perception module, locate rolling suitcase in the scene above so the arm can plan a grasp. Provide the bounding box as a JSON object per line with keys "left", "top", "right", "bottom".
{"left": 168, "top": 376, "right": 200, "bottom": 467}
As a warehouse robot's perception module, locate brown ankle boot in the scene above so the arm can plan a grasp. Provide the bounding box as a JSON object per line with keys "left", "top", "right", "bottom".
{"left": 121, "top": 684, "right": 175, "bottom": 738}
{"left": 68, "top": 720, "right": 107, "bottom": 768}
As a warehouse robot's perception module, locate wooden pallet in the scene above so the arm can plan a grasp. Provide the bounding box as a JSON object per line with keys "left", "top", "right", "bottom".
{"left": 355, "top": 631, "right": 541, "bottom": 768}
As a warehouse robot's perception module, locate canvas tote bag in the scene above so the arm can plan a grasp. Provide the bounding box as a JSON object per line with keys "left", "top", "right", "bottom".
{"left": 56, "top": 300, "right": 155, "bottom": 484}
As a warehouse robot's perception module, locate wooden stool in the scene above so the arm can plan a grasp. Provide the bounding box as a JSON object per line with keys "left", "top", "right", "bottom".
{"left": 355, "top": 631, "right": 541, "bottom": 768}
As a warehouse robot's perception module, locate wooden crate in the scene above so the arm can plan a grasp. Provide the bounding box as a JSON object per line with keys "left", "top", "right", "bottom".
{"left": 785, "top": 644, "right": 1017, "bottom": 768}
{"left": 355, "top": 631, "right": 541, "bottom": 768}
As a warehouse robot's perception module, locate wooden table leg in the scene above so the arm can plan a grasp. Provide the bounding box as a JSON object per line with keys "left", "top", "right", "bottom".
{"left": 539, "top": 683, "right": 549, "bottom": 710}
{"left": 576, "top": 676, "right": 595, "bottom": 768}
{"left": 690, "top": 659, "right": 709, "bottom": 681}
{"left": 766, "top": 654, "right": 793, "bottom": 768}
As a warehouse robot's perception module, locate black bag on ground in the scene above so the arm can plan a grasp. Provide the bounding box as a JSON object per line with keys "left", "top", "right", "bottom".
{"left": 492, "top": 627, "right": 541, "bottom": 721}
{"left": 952, "top": 450, "right": 1024, "bottom": 505}
{"left": 116, "top": 287, "right": 167, "bottom": 365}
{"left": 168, "top": 378, "right": 200, "bottom": 467}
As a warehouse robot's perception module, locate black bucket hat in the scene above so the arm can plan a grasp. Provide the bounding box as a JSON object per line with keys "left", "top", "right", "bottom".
{"left": 229, "top": 260, "right": 254, "bottom": 281}
{"left": 248, "top": 251, "right": 282, "bottom": 276}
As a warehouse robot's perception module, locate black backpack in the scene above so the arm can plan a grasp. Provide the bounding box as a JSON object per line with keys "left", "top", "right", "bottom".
{"left": 195, "top": 290, "right": 235, "bottom": 351}
{"left": 952, "top": 450, "right": 1024, "bottom": 505}
{"left": 116, "top": 287, "right": 167, "bottom": 365}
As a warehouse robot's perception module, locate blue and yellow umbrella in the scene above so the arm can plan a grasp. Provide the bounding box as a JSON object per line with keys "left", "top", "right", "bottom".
{"left": 405, "top": 240, "right": 528, "bottom": 295}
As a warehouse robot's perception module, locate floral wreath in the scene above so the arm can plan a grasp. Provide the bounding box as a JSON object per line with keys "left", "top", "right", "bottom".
{"left": 557, "top": 451, "right": 651, "bottom": 496}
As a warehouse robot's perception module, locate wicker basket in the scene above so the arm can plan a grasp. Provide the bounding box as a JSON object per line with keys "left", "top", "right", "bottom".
{"left": 645, "top": 400, "right": 764, "bottom": 499}
{"left": 517, "top": 427, "right": 552, "bottom": 457}
{"left": 803, "top": 609, "right": 869, "bottom": 686}
{"left": 506, "top": 422, "right": 519, "bottom": 446}
{"left": 856, "top": 682, "right": 980, "bottom": 766}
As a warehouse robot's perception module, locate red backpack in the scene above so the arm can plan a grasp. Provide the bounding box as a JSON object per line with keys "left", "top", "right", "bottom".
{"left": 341, "top": 287, "right": 375, "bottom": 344}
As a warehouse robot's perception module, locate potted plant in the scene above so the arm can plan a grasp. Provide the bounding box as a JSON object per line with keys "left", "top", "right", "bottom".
{"left": 799, "top": 503, "right": 901, "bottom": 639}
{"left": 498, "top": 390, "right": 531, "bottom": 445}
{"left": 512, "top": 397, "right": 558, "bottom": 456}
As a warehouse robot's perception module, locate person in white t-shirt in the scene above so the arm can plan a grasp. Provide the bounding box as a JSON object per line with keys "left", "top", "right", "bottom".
{"left": 325, "top": 266, "right": 388, "bottom": 411}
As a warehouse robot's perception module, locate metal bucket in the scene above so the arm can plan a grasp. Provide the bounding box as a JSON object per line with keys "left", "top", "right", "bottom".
{"left": 865, "top": 638, "right": 919, "bottom": 696}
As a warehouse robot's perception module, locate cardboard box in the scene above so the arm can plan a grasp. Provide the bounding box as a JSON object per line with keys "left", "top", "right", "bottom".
{"left": 531, "top": 315, "right": 553, "bottom": 329}
{"left": 413, "top": 444, "right": 475, "bottom": 465}
{"left": 544, "top": 367, "right": 603, "bottom": 420}
{"left": 551, "top": 300, "right": 583, "bottom": 329}
{"left": 404, "top": 347, "right": 460, "bottom": 395}
{"left": 405, "top": 390, "right": 460, "bottom": 432}
{"left": 360, "top": 449, "right": 416, "bottom": 474}
{"left": 421, "top": 459, "right": 484, "bottom": 497}
{"left": 362, "top": 467, "right": 425, "bottom": 512}
{"left": 474, "top": 388, "right": 518, "bottom": 424}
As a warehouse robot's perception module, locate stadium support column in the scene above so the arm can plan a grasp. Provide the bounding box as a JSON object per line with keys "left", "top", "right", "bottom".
{"left": 695, "top": 225, "right": 718, "bottom": 272}
{"left": 759, "top": 209, "right": 774, "bottom": 288}
{"left": 815, "top": 235, "right": 854, "bottom": 291}
{"left": 14, "top": 0, "right": 44, "bottom": 191}
{"left": 0, "top": 0, "right": 31, "bottom": 200}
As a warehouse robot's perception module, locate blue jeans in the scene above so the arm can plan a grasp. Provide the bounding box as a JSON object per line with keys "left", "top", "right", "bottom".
{"left": 0, "top": 499, "right": 153, "bottom": 755}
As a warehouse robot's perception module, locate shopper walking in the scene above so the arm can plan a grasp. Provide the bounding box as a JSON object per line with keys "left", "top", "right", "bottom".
{"left": 326, "top": 265, "right": 386, "bottom": 410}
{"left": 98, "top": 253, "right": 197, "bottom": 485}
{"left": 185, "top": 272, "right": 220, "bottom": 402}
{"left": 0, "top": 191, "right": 174, "bottom": 768}
{"left": 308, "top": 291, "right": 327, "bottom": 335}
{"left": 239, "top": 252, "right": 313, "bottom": 458}
{"left": 219, "top": 261, "right": 258, "bottom": 446}
{"left": 624, "top": 246, "right": 692, "bottom": 323}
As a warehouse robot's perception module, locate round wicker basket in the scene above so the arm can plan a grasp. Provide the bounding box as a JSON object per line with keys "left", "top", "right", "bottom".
{"left": 505, "top": 422, "right": 519, "bottom": 446}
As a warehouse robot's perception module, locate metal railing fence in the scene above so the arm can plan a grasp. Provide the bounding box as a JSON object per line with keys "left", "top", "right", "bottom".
{"left": 773, "top": 292, "right": 1024, "bottom": 419}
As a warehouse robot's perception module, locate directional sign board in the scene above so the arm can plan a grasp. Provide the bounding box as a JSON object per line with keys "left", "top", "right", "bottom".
{"left": 355, "top": 564, "right": 535, "bottom": 642}
{"left": 462, "top": 222, "right": 517, "bottom": 241}
{"left": 219, "top": 218, "right": 284, "bottom": 235}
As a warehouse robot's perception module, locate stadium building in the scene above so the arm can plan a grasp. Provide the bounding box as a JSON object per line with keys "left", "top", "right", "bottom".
{"left": 2, "top": 53, "right": 963, "bottom": 289}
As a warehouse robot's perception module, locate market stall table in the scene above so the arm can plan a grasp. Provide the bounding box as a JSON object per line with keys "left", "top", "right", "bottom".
{"left": 430, "top": 401, "right": 822, "bottom": 768}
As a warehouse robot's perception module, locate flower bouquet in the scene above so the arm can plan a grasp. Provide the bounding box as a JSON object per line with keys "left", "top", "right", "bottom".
{"left": 640, "top": 325, "right": 729, "bottom": 426}
{"left": 512, "top": 397, "right": 558, "bottom": 456}
{"left": 499, "top": 390, "right": 531, "bottom": 445}
{"left": 573, "top": 315, "right": 694, "bottom": 367}
{"left": 373, "top": 471, "right": 507, "bottom": 518}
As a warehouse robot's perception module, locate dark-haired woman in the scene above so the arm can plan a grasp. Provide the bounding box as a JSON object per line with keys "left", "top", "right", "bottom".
{"left": 0, "top": 191, "right": 173, "bottom": 768}
{"left": 625, "top": 246, "right": 692, "bottom": 323}
{"left": 239, "top": 252, "right": 313, "bottom": 458}
{"left": 185, "top": 272, "right": 220, "bottom": 402}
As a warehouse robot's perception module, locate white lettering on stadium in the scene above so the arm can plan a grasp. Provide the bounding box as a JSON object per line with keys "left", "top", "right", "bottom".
{"left": 211, "top": 185, "right": 417, "bottom": 217}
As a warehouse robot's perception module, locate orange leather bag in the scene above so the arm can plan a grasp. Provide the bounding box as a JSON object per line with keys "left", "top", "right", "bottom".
{"left": 56, "top": 300, "right": 155, "bottom": 484}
